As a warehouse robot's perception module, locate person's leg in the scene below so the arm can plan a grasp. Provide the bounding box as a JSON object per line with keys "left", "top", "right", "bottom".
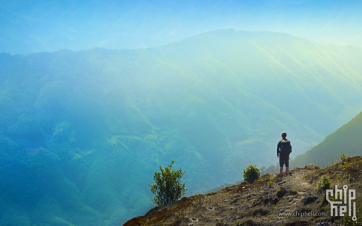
{"left": 285, "top": 155, "right": 290, "bottom": 175}
{"left": 279, "top": 156, "right": 284, "bottom": 175}
{"left": 286, "top": 166, "right": 289, "bottom": 175}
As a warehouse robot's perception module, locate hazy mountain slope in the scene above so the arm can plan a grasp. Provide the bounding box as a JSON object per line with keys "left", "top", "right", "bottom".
{"left": 1, "top": 30, "right": 362, "bottom": 225}
{"left": 158, "top": 30, "right": 362, "bottom": 137}
{"left": 290, "top": 112, "right": 362, "bottom": 167}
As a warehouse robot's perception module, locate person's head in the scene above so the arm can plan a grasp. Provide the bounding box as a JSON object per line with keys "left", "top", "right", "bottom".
{"left": 281, "top": 132, "right": 287, "bottom": 139}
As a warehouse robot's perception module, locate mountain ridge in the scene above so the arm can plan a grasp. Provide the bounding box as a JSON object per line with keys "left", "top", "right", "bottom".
{"left": 2, "top": 1, "right": 362, "bottom": 54}
{"left": 289, "top": 111, "right": 362, "bottom": 168}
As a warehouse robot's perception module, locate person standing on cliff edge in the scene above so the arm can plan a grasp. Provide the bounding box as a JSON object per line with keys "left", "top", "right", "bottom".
{"left": 277, "top": 132, "right": 292, "bottom": 176}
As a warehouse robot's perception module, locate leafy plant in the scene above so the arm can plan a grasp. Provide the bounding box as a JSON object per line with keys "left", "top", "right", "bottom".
{"left": 267, "top": 180, "right": 273, "bottom": 187}
{"left": 340, "top": 150, "right": 349, "bottom": 161}
{"left": 149, "top": 160, "right": 187, "bottom": 207}
{"left": 316, "top": 175, "right": 332, "bottom": 191}
{"left": 243, "top": 165, "right": 261, "bottom": 183}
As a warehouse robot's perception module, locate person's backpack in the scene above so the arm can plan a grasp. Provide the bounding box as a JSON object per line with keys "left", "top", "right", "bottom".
{"left": 280, "top": 140, "right": 291, "bottom": 156}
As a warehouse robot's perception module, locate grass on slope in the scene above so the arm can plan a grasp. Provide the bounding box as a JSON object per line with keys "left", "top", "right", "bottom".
{"left": 291, "top": 112, "right": 362, "bottom": 168}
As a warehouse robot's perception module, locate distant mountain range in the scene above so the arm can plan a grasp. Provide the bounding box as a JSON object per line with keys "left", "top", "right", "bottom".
{"left": 1, "top": 29, "right": 362, "bottom": 225}
{"left": 1, "top": 0, "right": 362, "bottom": 54}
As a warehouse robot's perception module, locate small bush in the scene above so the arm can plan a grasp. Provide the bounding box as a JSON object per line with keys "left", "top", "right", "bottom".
{"left": 243, "top": 165, "right": 261, "bottom": 183}
{"left": 316, "top": 175, "right": 332, "bottom": 191}
{"left": 267, "top": 180, "right": 273, "bottom": 187}
{"left": 149, "top": 160, "right": 187, "bottom": 207}
{"left": 340, "top": 150, "right": 349, "bottom": 161}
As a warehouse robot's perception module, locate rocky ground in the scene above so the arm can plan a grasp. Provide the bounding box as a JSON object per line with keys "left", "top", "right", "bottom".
{"left": 124, "top": 156, "right": 362, "bottom": 226}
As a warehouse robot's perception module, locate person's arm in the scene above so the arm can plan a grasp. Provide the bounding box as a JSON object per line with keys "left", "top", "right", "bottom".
{"left": 277, "top": 142, "right": 280, "bottom": 156}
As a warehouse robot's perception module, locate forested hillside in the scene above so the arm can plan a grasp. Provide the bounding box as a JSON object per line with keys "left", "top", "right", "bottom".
{"left": 1, "top": 29, "right": 362, "bottom": 225}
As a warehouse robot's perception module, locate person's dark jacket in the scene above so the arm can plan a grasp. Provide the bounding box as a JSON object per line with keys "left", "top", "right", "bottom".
{"left": 277, "top": 139, "right": 292, "bottom": 156}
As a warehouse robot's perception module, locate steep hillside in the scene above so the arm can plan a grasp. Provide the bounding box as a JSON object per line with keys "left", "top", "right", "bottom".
{"left": 125, "top": 157, "right": 362, "bottom": 225}
{"left": 290, "top": 112, "right": 362, "bottom": 167}
{"left": 1, "top": 30, "right": 362, "bottom": 225}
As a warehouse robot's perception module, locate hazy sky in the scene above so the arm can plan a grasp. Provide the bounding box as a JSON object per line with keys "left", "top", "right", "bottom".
{"left": 0, "top": 0, "right": 361, "bottom": 54}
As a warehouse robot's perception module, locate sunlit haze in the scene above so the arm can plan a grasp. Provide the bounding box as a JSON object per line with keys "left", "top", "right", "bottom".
{"left": 1, "top": 1, "right": 362, "bottom": 225}
{"left": 1, "top": 0, "right": 362, "bottom": 54}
